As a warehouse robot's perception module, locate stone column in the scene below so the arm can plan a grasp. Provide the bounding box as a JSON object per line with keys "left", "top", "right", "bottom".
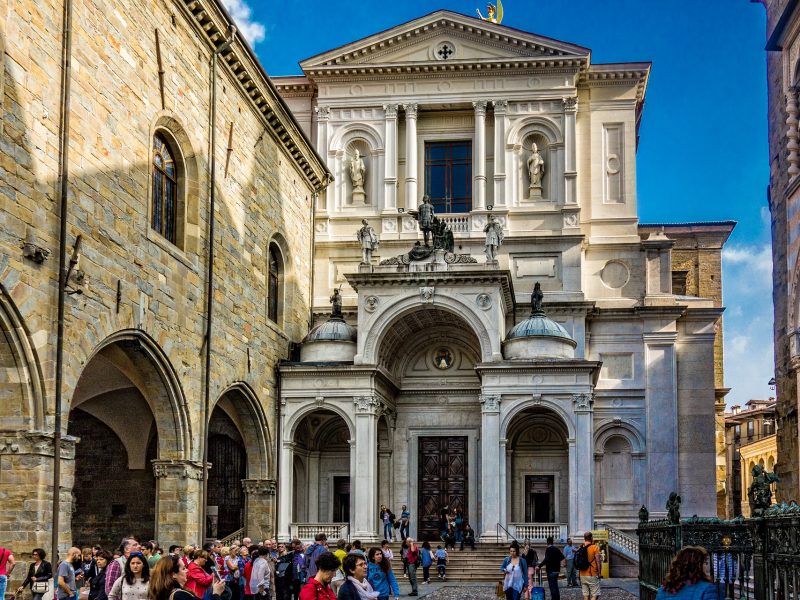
{"left": 473, "top": 101, "right": 488, "bottom": 210}
{"left": 404, "top": 104, "right": 418, "bottom": 208}
{"left": 572, "top": 394, "right": 594, "bottom": 534}
{"left": 384, "top": 104, "right": 398, "bottom": 211}
{"left": 278, "top": 441, "right": 295, "bottom": 540}
{"left": 307, "top": 451, "right": 320, "bottom": 521}
{"left": 563, "top": 97, "right": 578, "bottom": 205}
{"left": 499, "top": 438, "right": 508, "bottom": 533}
{"left": 353, "top": 396, "right": 380, "bottom": 541}
{"left": 567, "top": 437, "right": 578, "bottom": 533}
{"left": 242, "top": 479, "right": 276, "bottom": 540}
{"left": 492, "top": 100, "right": 508, "bottom": 207}
{"left": 479, "top": 394, "right": 502, "bottom": 541}
{"left": 152, "top": 459, "right": 204, "bottom": 544}
{"left": 644, "top": 333, "right": 679, "bottom": 514}
{"left": 315, "top": 106, "right": 333, "bottom": 212}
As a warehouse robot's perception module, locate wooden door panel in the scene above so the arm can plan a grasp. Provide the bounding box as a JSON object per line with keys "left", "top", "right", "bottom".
{"left": 418, "top": 436, "right": 468, "bottom": 541}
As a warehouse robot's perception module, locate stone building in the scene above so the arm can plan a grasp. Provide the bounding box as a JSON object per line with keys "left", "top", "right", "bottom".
{"left": 723, "top": 399, "right": 778, "bottom": 518}
{"left": 0, "top": 0, "right": 328, "bottom": 555}
{"left": 273, "top": 10, "right": 731, "bottom": 541}
{"left": 638, "top": 222, "right": 735, "bottom": 517}
{"left": 757, "top": 0, "right": 800, "bottom": 503}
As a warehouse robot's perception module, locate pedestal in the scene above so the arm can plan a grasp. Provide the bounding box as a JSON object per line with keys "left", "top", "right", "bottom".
{"left": 352, "top": 188, "right": 366, "bottom": 204}
{"left": 529, "top": 185, "right": 542, "bottom": 199}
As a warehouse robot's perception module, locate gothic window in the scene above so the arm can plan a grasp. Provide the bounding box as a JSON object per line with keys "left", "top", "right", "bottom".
{"left": 152, "top": 134, "right": 179, "bottom": 245}
{"left": 424, "top": 141, "right": 472, "bottom": 213}
{"left": 267, "top": 245, "right": 281, "bottom": 323}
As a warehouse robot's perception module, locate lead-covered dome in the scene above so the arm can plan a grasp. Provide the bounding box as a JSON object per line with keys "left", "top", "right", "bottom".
{"left": 504, "top": 282, "right": 576, "bottom": 360}
{"left": 300, "top": 289, "right": 357, "bottom": 362}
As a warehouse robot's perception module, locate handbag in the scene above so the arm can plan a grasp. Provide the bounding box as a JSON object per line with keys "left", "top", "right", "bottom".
{"left": 495, "top": 580, "right": 505, "bottom": 598}
{"left": 32, "top": 581, "right": 50, "bottom": 594}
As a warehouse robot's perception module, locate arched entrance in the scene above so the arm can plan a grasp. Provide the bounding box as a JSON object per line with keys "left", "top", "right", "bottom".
{"left": 68, "top": 332, "right": 192, "bottom": 546}
{"left": 291, "top": 410, "right": 351, "bottom": 535}
{"left": 206, "top": 408, "right": 246, "bottom": 538}
{"left": 505, "top": 407, "right": 569, "bottom": 542}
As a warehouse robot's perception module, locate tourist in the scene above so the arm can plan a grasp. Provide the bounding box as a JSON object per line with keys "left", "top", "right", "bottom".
{"left": 290, "top": 540, "right": 305, "bottom": 598}
{"left": 274, "top": 545, "right": 295, "bottom": 600}
{"left": 443, "top": 525, "right": 456, "bottom": 551}
{"left": 380, "top": 505, "right": 395, "bottom": 542}
{"left": 88, "top": 551, "right": 112, "bottom": 600}
{"left": 460, "top": 524, "right": 476, "bottom": 551}
{"left": 149, "top": 555, "right": 225, "bottom": 600}
{"left": 336, "top": 554, "right": 377, "bottom": 600}
{"left": 656, "top": 547, "right": 718, "bottom": 600}
{"left": 226, "top": 546, "right": 241, "bottom": 600}
{"left": 577, "top": 532, "right": 602, "bottom": 600}
{"left": 399, "top": 506, "right": 410, "bottom": 541}
{"left": 419, "top": 542, "right": 433, "bottom": 585}
{"left": 17, "top": 547, "right": 52, "bottom": 600}
{"left": 500, "top": 542, "right": 528, "bottom": 600}
{"left": 350, "top": 541, "right": 366, "bottom": 560}
{"left": 145, "top": 543, "right": 162, "bottom": 570}
{"left": 243, "top": 546, "right": 257, "bottom": 600}
{"left": 181, "top": 547, "right": 194, "bottom": 568}
{"left": 250, "top": 547, "right": 272, "bottom": 600}
{"left": 108, "top": 551, "right": 150, "bottom": 600}
{"left": 438, "top": 506, "right": 449, "bottom": 540}
{"left": 305, "top": 534, "right": 328, "bottom": 580}
{"left": 522, "top": 544, "right": 538, "bottom": 599}
{"left": 538, "top": 537, "right": 565, "bottom": 600}
{"left": 366, "top": 548, "right": 399, "bottom": 600}
{"left": 454, "top": 509, "right": 464, "bottom": 544}
{"left": 168, "top": 547, "right": 181, "bottom": 559}
{"left": 434, "top": 546, "right": 447, "bottom": 581}
{"left": 563, "top": 539, "right": 578, "bottom": 588}
{"left": 57, "top": 548, "right": 81, "bottom": 600}
{"left": 185, "top": 550, "right": 214, "bottom": 599}
{"left": 299, "top": 552, "right": 340, "bottom": 600}
{"left": 106, "top": 539, "right": 140, "bottom": 594}
{"left": 404, "top": 538, "right": 420, "bottom": 597}
{"left": 82, "top": 548, "right": 98, "bottom": 579}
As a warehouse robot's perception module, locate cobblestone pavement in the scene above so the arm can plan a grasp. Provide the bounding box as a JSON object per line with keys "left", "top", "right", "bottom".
{"left": 399, "top": 579, "right": 639, "bottom": 599}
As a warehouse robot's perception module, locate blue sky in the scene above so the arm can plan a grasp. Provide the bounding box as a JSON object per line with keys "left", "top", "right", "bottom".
{"left": 226, "top": 0, "right": 773, "bottom": 405}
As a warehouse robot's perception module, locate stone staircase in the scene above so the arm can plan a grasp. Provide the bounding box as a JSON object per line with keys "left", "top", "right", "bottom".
{"left": 381, "top": 542, "right": 547, "bottom": 583}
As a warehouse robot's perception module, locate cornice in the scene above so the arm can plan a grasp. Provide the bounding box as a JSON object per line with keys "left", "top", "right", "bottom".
{"left": 179, "top": 0, "right": 330, "bottom": 190}
{"left": 579, "top": 63, "right": 650, "bottom": 104}
{"left": 476, "top": 360, "right": 602, "bottom": 374}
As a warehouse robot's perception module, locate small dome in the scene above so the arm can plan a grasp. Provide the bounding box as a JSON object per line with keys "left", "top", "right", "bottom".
{"left": 303, "top": 316, "right": 357, "bottom": 343}
{"left": 507, "top": 314, "right": 576, "bottom": 344}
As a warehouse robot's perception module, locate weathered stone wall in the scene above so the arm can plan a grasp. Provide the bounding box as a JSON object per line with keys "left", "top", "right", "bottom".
{"left": 0, "top": 0, "right": 324, "bottom": 562}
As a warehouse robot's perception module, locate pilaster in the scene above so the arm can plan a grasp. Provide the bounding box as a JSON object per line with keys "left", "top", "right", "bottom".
{"left": 572, "top": 394, "right": 594, "bottom": 534}
{"left": 384, "top": 104, "right": 398, "bottom": 210}
{"left": 278, "top": 441, "right": 296, "bottom": 540}
{"left": 479, "top": 393, "right": 501, "bottom": 541}
{"left": 404, "top": 104, "right": 418, "bottom": 209}
{"left": 353, "top": 396, "right": 380, "bottom": 541}
{"left": 473, "top": 101, "right": 488, "bottom": 210}
{"left": 492, "top": 100, "right": 508, "bottom": 207}
{"left": 563, "top": 97, "right": 578, "bottom": 205}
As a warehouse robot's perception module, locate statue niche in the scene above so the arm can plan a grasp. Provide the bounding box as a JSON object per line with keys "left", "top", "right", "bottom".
{"left": 348, "top": 145, "right": 369, "bottom": 205}
{"left": 525, "top": 135, "right": 548, "bottom": 200}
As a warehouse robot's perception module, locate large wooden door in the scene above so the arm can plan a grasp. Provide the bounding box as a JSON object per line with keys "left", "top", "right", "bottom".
{"left": 418, "top": 437, "right": 468, "bottom": 541}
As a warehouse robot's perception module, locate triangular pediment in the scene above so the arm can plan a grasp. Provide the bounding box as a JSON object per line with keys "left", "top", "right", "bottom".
{"left": 300, "top": 10, "right": 590, "bottom": 72}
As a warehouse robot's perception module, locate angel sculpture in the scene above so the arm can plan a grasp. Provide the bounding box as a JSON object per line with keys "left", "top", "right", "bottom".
{"left": 477, "top": 0, "right": 503, "bottom": 24}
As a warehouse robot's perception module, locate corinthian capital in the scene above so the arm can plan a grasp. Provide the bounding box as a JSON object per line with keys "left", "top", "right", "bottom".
{"left": 572, "top": 393, "right": 593, "bottom": 410}
{"left": 354, "top": 395, "right": 380, "bottom": 413}
{"left": 473, "top": 100, "right": 488, "bottom": 116}
{"left": 404, "top": 104, "right": 418, "bottom": 119}
{"left": 480, "top": 394, "right": 501, "bottom": 412}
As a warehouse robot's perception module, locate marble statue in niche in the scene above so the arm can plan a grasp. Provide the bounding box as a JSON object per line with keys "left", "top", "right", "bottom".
{"left": 527, "top": 142, "right": 545, "bottom": 199}
{"left": 349, "top": 149, "right": 367, "bottom": 204}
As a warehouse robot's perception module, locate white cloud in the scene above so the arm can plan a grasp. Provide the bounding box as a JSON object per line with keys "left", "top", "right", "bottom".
{"left": 220, "top": 0, "right": 266, "bottom": 46}
{"left": 722, "top": 242, "right": 775, "bottom": 406}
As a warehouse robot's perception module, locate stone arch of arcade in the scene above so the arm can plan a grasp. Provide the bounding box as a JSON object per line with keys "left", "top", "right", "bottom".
{"left": 206, "top": 383, "right": 275, "bottom": 540}
{"left": 68, "top": 329, "right": 195, "bottom": 547}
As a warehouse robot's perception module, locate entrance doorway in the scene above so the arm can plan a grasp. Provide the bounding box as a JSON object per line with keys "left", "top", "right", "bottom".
{"left": 333, "top": 476, "right": 350, "bottom": 522}
{"left": 525, "top": 475, "right": 555, "bottom": 522}
{"left": 418, "top": 436, "right": 468, "bottom": 541}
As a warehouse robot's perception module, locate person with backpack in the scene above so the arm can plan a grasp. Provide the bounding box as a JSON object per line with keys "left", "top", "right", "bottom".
{"left": 404, "top": 538, "right": 420, "bottom": 597}
{"left": 537, "top": 537, "right": 565, "bottom": 600}
{"left": 305, "top": 534, "right": 328, "bottom": 582}
{"left": 576, "top": 532, "right": 602, "bottom": 600}
{"left": 419, "top": 542, "right": 433, "bottom": 585}
{"left": 273, "top": 550, "right": 294, "bottom": 600}
{"left": 434, "top": 546, "right": 447, "bottom": 581}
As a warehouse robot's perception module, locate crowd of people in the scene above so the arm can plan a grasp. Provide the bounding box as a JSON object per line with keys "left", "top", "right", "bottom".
{"left": 0, "top": 528, "right": 723, "bottom": 600}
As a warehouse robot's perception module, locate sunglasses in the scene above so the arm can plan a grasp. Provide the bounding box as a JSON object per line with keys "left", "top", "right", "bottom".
{"left": 129, "top": 552, "right": 145, "bottom": 559}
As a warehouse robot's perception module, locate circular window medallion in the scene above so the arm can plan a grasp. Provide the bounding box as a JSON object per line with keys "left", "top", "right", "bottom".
{"left": 433, "top": 347, "right": 454, "bottom": 370}
{"left": 600, "top": 260, "right": 630, "bottom": 289}
{"left": 434, "top": 41, "right": 456, "bottom": 60}
{"left": 476, "top": 293, "right": 492, "bottom": 310}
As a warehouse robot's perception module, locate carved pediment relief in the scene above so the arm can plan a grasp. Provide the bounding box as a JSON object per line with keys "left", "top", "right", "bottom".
{"left": 300, "top": 11, "right": 589, "bottom": 72}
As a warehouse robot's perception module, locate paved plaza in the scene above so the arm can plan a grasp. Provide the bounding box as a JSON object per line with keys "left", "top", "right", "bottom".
{"left": 390, "top": 579, "right": 639, "bottom": 598}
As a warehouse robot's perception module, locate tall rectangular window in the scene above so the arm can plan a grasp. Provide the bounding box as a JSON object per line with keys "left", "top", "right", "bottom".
{"left": 424, "top": 140, "right": 472, "bottom": 213}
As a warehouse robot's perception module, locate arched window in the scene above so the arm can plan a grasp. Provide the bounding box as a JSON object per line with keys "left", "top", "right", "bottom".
{"left": 152, "top": 134, "right": 178, "bottom": 244}
{"left": 268, "top": 246, "right": 281, "bottom": 323}
{"left": 601, "top": 435, "right": 633, "bottom": 503}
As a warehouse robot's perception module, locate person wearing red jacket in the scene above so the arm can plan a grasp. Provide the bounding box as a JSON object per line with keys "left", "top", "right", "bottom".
{"left": 298, "top": 552, "right": 339, "bottom": 600}
{"left": 185, "top": 551, "right": 214, "bottom": 598}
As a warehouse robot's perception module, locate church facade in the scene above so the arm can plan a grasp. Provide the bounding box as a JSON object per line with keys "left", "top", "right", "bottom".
{"left": 274, "top": 10, "right": 730, "bottom": 541}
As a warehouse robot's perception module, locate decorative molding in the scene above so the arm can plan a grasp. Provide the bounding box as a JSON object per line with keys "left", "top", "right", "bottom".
{"left": 383, "top": 104, "right": 398, "bottom": 119}
{"left": 242, "top": 478, "right": 277, "bottom": 496}
{"left": 0, "top": 432, "right": 77, "bottom": 459}
{"left": 572, "top": 393, "right": 593, "bottom": 410}
{"left": 493, "top": 99, "right": 509, "bottom": 114}
{"left": 404, "top": 104, "right": 418, "bottom": 119}
{"left": 473, "top": 100, "right": 488, "bottom": 116}
{"left": 562, "top": 96, "right": 578, "bottom": 112}
{"left": 353, "top": 395, "right": 380, "bottom": 413}
{"left": 315, "top": 106, "right": 331, "bottom": 121}
{"left": 480, "top": 394, "right": 501, "bottom": 412}
{"left": 152, "top": 459, "right": 205, "bottom": 480}
{"left": 364, "top": 295, "right": 379, "bottom": 313}
{"left": 476, "top": 293, "right": 493, "bottom": 310}
{"left": 419, "top": 286, "right": 435, "bottom": 303}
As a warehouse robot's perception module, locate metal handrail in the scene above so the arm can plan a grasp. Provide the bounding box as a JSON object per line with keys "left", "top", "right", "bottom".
{"left": 497, "top": 522, "right": 520, "bottom": 544}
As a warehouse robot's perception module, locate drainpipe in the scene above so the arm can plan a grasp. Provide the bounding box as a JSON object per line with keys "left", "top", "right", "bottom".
{"left": 200, "top": 24, "right": 236, "bottom": 542}
{"left": 51, "top": 0, "right": 74, "bottom": 562}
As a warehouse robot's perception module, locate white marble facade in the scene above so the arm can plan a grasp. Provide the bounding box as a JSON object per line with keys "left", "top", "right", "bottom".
{"left": 274, "top": 10, "right": 722, "bottom": 541}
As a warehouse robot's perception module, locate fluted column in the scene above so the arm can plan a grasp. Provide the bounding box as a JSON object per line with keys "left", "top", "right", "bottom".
{"left": 404, "top": 104, "right": 419, "bottom": 208}
{"left": 473, "top": 101, "right": 487, "bottom": 210}
{"left": 787, "top": 88, "right": 800, "bottom": 179}
{"left": 492, "top": 100, "right": 508, "bottom": 207}
{"left": 384, "top": 104, "right": 398, "bottom": 210}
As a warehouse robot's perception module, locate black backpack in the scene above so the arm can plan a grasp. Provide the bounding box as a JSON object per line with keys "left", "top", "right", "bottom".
{"left": 275, "top": 558, "right": 292, "bottom": 580}
{"left": 574, "top": 545, "right": 591, "bottom": 571}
